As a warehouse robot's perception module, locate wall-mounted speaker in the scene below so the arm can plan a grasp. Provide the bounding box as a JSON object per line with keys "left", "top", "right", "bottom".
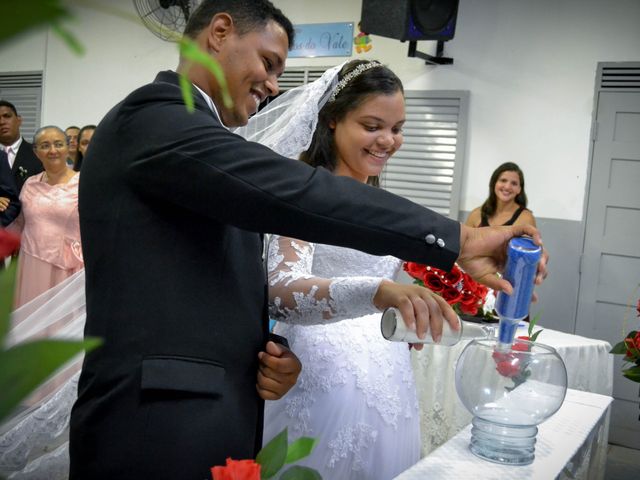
{"left": 360, "top": 0, "right": 459, "bottom": 42}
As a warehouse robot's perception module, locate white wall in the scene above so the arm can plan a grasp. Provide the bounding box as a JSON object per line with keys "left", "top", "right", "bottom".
{"left": 1, "top": 0, "right": 639, "bottom": 221}
{"left": 0, "top": 0, "right": 176, "bottom": 128}
{"left": 276, "top": 0, "right": 640, "bottom": 220}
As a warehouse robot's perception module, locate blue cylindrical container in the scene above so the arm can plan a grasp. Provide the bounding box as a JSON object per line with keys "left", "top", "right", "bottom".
{"left": 495, "top": 237, "right": 542, "bottom": 345}
{"left": 496, "top": 237, "right": 542, "bottom": 320}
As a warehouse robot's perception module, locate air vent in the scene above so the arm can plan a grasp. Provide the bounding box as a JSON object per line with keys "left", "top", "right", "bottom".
{"left": 0, "top": 72, "right": 43, "bottom": 142}
{"left": 277, "top": 67, "right": 330, "bottom": 91}
{"left": 599, "top": 66, "right": 640, "bottom": 90}
{"left": 0, "top": 72, "right": 43, "bottom": 89}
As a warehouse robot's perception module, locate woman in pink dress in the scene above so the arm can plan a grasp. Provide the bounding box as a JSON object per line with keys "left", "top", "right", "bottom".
{"left": 9, "top": 125, "right": 83, "bottom": 308}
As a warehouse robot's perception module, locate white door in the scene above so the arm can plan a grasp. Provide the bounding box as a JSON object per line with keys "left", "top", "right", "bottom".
{"left": 575, "top": 63, "right": 640, "bottom": 448}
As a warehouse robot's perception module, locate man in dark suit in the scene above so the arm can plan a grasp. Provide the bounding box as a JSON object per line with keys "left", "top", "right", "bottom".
{"left": 0, "top": 150, "right": 20, "bottom": 227}
{"left": 0, "top": 100, "right": 43, "bottom": 192}
{"left": 70, "top": 1, "right": 545, "bottom": 479}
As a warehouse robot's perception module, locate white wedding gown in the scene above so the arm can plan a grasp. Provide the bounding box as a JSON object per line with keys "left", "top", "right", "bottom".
{"left": 264, "top": 235, "right": 420, "bottom": 480}
{"left": 0, "top": 270, "right": 85, "bottom": 479}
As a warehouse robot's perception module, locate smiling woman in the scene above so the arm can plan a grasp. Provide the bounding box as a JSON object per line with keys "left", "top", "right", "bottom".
{"left": 465, "top": 162, "right": 537, "bottom": 228}
{"left": 7, "top": 126, "right": 82, "bottom": 309}
{"left": 260, "top": 60, "right": 452, "bottom": 480}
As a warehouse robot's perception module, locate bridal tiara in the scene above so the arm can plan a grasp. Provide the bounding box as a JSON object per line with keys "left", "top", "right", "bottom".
{"left": 328, "top": 61, "right": 383, "bottom": 103}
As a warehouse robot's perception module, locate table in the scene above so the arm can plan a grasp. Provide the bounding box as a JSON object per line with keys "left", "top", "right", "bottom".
{"left": 411, "top": 324, "right": 613, "bottom": 457}
{"left": 395, "top": 389, "right": 613, "bottom": 479}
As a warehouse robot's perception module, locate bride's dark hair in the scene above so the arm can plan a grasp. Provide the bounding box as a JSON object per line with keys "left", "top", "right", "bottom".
{"left": 299, "top": 60, "right": 404, "bottom": 187}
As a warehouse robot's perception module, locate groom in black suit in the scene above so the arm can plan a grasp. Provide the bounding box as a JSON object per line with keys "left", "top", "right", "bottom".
{"left": 70, "top": 1, "right": 545, "bottom": 479}
{"left": 0, "top": 100, "right": 43, "bottom": 192}
{"left": 0, "top": 150, "right": 20, "bottom": 227}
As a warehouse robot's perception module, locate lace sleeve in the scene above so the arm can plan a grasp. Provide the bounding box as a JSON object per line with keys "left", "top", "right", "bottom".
{"left": 267, "top": 235, "right": 382, "bottom": 325}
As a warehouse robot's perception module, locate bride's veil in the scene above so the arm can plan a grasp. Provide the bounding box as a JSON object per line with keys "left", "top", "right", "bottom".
{"left": 234, "top": 62, "right": 344, "bottom": 158}
{"left": 0, "top": 62, "right": 346, "bottom": 477}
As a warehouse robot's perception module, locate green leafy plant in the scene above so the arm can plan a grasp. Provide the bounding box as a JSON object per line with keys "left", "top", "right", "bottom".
{"left": 0, "top": 230, "right": 101, "bottom": 423}
{"left": 211, "top": 428, "right": 321, "bottom": 480}
{"left": 609, "top": 286, "right": 640, "bottom": 383}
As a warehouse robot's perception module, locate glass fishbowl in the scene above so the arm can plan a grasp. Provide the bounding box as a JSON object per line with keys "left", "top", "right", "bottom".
{"left": 455, "top": 337, "right": 567, "bottom": 465}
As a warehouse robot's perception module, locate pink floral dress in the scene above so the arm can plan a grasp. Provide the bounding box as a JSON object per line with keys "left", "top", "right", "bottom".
{"left": 11, "top": 172, "right": 83, "bottom": 308}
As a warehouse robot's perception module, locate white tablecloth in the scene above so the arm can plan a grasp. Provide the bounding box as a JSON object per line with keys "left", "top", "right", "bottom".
{"left": 411, "top": 324, "right": 613, "bottom": 457}
{"left": 395, "top": 389, "right": 613, "bottom": 479}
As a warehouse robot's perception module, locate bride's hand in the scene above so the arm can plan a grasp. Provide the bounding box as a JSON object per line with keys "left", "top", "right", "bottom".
{"left": 256, "top": 341, "right": 302, "bottom": 400}
{"left": 373, "top": 280, "right": 459, "bottom": 351}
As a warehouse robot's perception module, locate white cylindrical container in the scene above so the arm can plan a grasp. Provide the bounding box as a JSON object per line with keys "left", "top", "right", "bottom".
{"left": 381, "top": 307, "right": 494, "bottom": 346}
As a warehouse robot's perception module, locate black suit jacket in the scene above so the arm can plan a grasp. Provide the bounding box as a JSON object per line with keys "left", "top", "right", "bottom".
{"left": 70, "top": 71, "right": 460, "bottom": 479}
{"left": 11, "top": 139, "right": 43, "bottom": 192}
{"left": 0, "top": 150, "right": 20, "bottom": 226}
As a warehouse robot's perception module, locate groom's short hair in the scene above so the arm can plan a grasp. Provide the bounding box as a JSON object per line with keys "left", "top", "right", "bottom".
{"left": 183, "top": 0, "right": 295, "bottom": 48}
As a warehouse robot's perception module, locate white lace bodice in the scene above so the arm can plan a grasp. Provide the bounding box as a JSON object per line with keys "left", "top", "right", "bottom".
{"left": 268, "top": 235, "right": 399, "bottom": 324}
{"left": 264, "top": 236, "right": 420, "bottom": 479}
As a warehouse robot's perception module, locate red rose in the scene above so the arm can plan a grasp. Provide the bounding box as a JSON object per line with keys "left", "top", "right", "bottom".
{"left": 443, "top": 267, "right": 463, "bottom": 287}
{"left": 459, "top": 290, "right": 479, "bottom": 315}
{"left": 624, "top": 332, "right": 640, "bottom": 360}
{"left": 404, "top": 262, "right": 427, "bottom": 281}
{"left": 475, "top": 284, "right": 489, "bottom": 302}
{"left": 441, "top": 286, "right": 462, "bottom": 304}
{"left": 211, "top": 458, "right": 261, "bottom": 480}
{"left": 0, "top": 229, "right": 20, "bottom": 258}
{"left": 512, "top": 337, "right": 532, "bottom": 353}
{"left": 492, "top": 351, "right": 521, "bottom": 378}
{"left": 424, "top": 271, "right": 445, "bottom": 292}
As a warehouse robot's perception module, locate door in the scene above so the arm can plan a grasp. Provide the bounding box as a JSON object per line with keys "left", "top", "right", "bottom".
{"left": 575, "top": 64, "right": 640, "bottom": 448}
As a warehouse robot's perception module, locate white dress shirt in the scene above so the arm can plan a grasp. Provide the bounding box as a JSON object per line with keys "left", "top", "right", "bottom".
{"left": 193, "top": 84, "right": 230, "bottom": 131}
{"left": 3, "top": 137, "right": 22, "bottom": 169}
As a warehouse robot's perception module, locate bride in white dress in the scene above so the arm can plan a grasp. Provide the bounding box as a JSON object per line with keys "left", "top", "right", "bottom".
{"left": 261, "top": 60, "right": 453, "bottom": 480}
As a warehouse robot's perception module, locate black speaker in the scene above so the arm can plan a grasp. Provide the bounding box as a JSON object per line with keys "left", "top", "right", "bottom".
{"left": 360, "top": 0, "right": 459, "bottom": 42}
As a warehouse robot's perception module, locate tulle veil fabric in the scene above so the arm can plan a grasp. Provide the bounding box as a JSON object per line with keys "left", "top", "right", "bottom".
{"left": 1, "top": 270, "right": 85, "bottom": 478}
{"left": 0, "top": 62, "right": 346, "bottom": 478}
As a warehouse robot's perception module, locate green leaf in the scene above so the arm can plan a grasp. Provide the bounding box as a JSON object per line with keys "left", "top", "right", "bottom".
{"left": 257, "top": 427, "right": 288, "bottom": 479}
{"left": 610, "top": 341, "right": 628, "bottom": 355}
{"left": 0, "top": 263, "right": 18, "bottom": 345}
{"left": 622, "top": 365, "right": 640, "bottom": 383}
{"left": 0, "top": 337, "right": 101, "bottom": 421}
{"left": 51, "top": 21, "right": 85, "bottom": 55}
{"left": 528, "top": 311, "right": 541, "bottom": 338}
{"left": 285, "top": 437, "right": 316, "bottom": 464}
{"left": 1, "top": 0, "right": 70, "bottom": 45}
{"left": 278, "top": 466, "right": 322, "bottom": 480}
{"left": 529, "top": 328, "right": 543, "bottom": 343}
{"left": 179, "top": 38, "right": 233, "bottom": 108}
{"left": 179, "top": 73, "right": 195, "bottom": 113}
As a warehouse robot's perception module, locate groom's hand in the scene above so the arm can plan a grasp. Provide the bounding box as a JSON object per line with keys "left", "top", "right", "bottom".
{"left": 256, "top": 341, "right": 302, "bottom": 400}
{"left": 457, "top": 224, "right": 548, "bottom": 294}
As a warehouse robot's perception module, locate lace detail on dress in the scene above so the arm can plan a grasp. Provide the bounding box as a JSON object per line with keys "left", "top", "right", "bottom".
{"left": 264, "top": 238, "right": 420, "bottom": 479}
{"left": 327, "top": 423, "right": 377, "bottom": 471}
{"left": 0, "top": 373, "right": 78, "bottom": 477}
{"left": 267, "top": 236, "right": 382, "bottom": 324}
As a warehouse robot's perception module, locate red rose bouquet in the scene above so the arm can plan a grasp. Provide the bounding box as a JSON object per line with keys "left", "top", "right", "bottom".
{"left": 610, "top": 292, "right": 640, "bottom": 383}
{"left": 403, "top": 262, "right": 495, "bottom": 319}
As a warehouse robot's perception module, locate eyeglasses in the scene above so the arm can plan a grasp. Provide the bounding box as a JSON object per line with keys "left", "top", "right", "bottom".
{"left": 36, "top": 141, "right": 67, "bottom": 151}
